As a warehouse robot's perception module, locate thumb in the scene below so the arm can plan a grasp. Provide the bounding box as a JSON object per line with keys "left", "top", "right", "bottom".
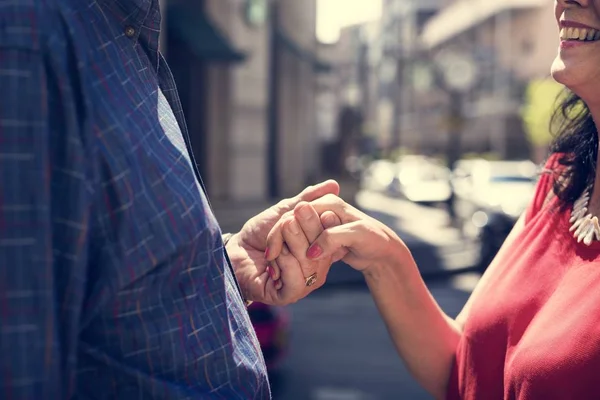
{"left": 296, "top": 180, "right": 340, "bottom": 204}
{"left": 319, "top": 211, "right": 348, "bottom": 263}
{"left": 320, "top": 211, "right": 342, "bottom": 229}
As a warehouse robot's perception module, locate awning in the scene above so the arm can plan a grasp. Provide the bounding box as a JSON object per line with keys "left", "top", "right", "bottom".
{"left": 421, "top": 0, "right": 547, "bottom": 49}
{"left": 167, "top": 4, "right": 246, "bottom": 63}
{"left": 275, "top": 29, "right": 333, "bottom": 73}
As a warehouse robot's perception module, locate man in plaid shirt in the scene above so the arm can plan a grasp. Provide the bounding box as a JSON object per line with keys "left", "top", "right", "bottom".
{"left": 0, "top": 0, "right": 339, "bottom": 398}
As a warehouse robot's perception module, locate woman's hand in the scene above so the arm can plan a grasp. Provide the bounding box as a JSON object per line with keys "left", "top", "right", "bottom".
{"left": 266, "top": 194, "right": 412, "bottom": 276}
{"left": 262, "top": 204, "right": 344, "bottom": 302}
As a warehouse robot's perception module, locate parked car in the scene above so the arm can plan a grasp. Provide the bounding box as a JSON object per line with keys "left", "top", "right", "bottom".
{"left": 248, "top": 302, "right": 290, "bottom": 373}
{"left": 360, "top": 159, "right": 396, "bottom": 192}
{"left": 476, "top": 208, "right": 518, "bottom": 272}
{"left": 451, "top": 160, "right": 538, "bottom": 270}
{"left": 387, "top": 156, "right": 453, "bottom": 204}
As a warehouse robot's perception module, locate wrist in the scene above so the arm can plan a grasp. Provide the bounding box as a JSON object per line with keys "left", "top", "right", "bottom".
{"left": 222, "top": 232, "right": 253, "bottom": 307}
{"left": 362, "top": 246, "right": 414, "bottom": 281}
{"left": 222, "top": 232, "right": 237, "bottom": 248}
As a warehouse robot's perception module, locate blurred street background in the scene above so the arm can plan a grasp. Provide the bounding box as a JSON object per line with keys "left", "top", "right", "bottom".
{"left": 160, "top": 0, "right": 560, "bottom": 398}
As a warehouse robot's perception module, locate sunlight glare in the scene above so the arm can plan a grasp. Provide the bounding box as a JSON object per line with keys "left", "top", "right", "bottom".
{"left": 317, "top": 0, "right": 383, "bottom": 44}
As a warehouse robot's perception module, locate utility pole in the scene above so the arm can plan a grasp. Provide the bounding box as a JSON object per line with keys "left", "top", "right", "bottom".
{"left": 392, "top": 53, "right": 403, "bottom": 156}
{"left": 267, "top": 0, "right": 280, "bottom": 199}
{"left": 492, "top": 10, "right": 512, "bottom": 159}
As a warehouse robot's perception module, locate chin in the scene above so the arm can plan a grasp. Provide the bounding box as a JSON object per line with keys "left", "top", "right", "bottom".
{"left": 551, "top": 54, "right": 600, "bottom": 101}
{"left": 551, "top": 57, "right": 572, "bottom": 85}
{"left": 551, "top": 57, "right": 583, "bottom": 94}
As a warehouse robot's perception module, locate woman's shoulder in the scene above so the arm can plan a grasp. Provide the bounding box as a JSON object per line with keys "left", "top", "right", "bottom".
{"left": 524, "top": 152, "right": 566, "bottom": 223}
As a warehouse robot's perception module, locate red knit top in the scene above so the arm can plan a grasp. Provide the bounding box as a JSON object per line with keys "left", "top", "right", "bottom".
{"left": 446, "top": 154, "right": 600, "bottom": 400}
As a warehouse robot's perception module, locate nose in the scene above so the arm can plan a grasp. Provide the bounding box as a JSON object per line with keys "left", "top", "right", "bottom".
{"left": 559, "top": 0, "right": 590, "bottom": 7}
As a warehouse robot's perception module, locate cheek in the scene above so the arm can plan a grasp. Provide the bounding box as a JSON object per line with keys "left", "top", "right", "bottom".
{"left": 554, "top": 1, "right": 562, "bottom": 22}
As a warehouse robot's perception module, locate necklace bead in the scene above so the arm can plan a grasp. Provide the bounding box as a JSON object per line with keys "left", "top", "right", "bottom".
{"left": 570, "top": 188, "right": 600, "bottom": 245}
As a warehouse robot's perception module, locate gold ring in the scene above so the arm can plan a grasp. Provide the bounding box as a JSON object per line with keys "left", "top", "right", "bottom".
{"left": 305, "top": 273, "right": 318, "bottom": 287}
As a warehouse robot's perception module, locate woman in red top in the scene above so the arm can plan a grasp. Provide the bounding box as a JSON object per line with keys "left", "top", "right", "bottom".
{"left": 264, "top": 0, "right": 600, "bottom": 398}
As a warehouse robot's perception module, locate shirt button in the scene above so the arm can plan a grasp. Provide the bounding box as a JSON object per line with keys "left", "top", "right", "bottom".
{"left": 124, "top": 26, "right": 136, "bottom": 38}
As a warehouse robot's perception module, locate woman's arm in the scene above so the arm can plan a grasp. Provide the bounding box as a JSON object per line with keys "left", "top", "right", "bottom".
{"left": 363, "top": 252, "right": 462, "bottom": 399}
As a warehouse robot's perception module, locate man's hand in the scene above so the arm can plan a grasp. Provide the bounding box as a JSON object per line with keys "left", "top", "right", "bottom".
{"left": 225, "top": 180, "right": 339, "bottom": 306}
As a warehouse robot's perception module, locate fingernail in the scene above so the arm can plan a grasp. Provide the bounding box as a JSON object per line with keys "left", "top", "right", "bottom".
{"left": 264, "top": 248, "right": 270, "bottom": 259}
{"left": 266, "top": 265, "right": 275, "bottom": 279}
{"left": 298, "top": 205, "right": 312, "bottom": 219}
{"left": 307, "top": 244, "right": 323, "bottom": 259}
{"left": 288, "top": 220, "right": 300, "bottom": 235}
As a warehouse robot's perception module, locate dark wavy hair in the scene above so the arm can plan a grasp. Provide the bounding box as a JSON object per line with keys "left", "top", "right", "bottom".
{"left": 549, "top": 89, "right": 598, "bottom": 209}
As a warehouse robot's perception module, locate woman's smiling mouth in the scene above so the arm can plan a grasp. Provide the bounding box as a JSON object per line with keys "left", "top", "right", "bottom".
{"left": 560, "top": 26, "right": 600, "bottom": 41}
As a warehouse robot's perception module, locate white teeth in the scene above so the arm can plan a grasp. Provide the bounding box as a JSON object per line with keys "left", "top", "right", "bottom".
{"left": 588, "top": 29, "right": 596, "bottom": 40}
{"left": 559, "top": 26, "right": 600, "bottom": 41}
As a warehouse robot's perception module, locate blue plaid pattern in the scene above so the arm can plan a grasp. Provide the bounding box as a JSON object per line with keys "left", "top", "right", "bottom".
{"left": 0, "top": 0, "right": 269, "bottom": 398}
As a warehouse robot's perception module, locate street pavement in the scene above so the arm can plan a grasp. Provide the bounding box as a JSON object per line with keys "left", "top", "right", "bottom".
{"left": 274, "top": 274, "right": 481, "bottom": 400}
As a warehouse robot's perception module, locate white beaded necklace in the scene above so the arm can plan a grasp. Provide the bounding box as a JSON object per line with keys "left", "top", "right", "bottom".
{"left": 569, "top": 187, "right": 600, "bottom": 245}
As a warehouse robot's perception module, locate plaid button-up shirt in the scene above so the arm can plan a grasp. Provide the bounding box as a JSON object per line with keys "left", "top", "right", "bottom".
{"left": 0, "top": 0, "right": 269, "bottom": 398}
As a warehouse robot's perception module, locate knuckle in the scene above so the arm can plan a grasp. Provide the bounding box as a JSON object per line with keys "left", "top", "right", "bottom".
{"left": 323, "top": 193, "right": 338, "bottom": 203}
{"left": 301, "top": 184, "right": 315, "bottom": 195}
{"left": 276, "top": 198, "right": 293, "bottom": 212}
{"left": 282, "top": 210, "right": 295, "bottom": 221}
{"left": 360, "top": 222, "right": 377, "bottom": 236}
{"left": 294, "top": 200, "right": 309, "bottom": 210}
{"left": 283, "top": 219, "right": 296, "bottom": 232}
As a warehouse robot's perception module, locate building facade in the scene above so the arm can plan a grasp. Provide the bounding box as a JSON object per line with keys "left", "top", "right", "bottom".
{"left": 417, "top": 0, "right": 557, "bottom": 159}
{"left": 376, "top": 0, "right": 443, "bottom": 153}
{"left": 160, "top": 0, "right": 325, "bottom": 202}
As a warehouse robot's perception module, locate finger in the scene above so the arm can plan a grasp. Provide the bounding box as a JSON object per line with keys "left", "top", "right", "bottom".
{"left": 320, "top": 211, "right": 342, "bottom": 229}
{"left": 308, "top": 194, "right": 364, "bottom": 225}
{"left": 275, "top": 180, "right": 340, "bottom": 215}
{"left": 265, "top": 212, "right": 294, "bottom": 262}
{"left": 331, "top": 249, "right": 349, "bottom": 263}
{"left": 267, "top": 195, "right": 357, "bottom": 262}
{"left": 266, "top": 260, "right": 280, "bottom": 281}
{"left": 282, "top": 218, "right": 311, "bottom": 264}
{"left": 274, "top": 245, "right": 307, "bottom": 303}
{"left": 294, "top": 202, "right": 324, "bottom": 243}
{"left": 319, "top": 212, "right": 349, "bottom": 262}
{"left": 270, "top": 259, "right": 283, "bottom": 290}
{"left": 295, "top": 180, "right": 340, "bottom": 204}
{"left": 306, "top": 221, "right": 371, "bottom": 261}
{"left": 265, "top": 260, "right": 284, "bottom": 300}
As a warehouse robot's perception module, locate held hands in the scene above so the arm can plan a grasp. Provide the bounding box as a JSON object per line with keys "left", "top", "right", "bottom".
{"left": 227, "top": 182, "right": 412, "bottom": 307}
{"left": 265, "top": 194, "right": 412, "bottom": 278}
{"left": 226, "top": 180, "right": 341, "bottom": 306}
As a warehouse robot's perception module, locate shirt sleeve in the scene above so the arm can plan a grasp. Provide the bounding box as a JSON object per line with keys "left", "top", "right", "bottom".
{"left": 0, "top": 46, "right": 91, "bottom": 398}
